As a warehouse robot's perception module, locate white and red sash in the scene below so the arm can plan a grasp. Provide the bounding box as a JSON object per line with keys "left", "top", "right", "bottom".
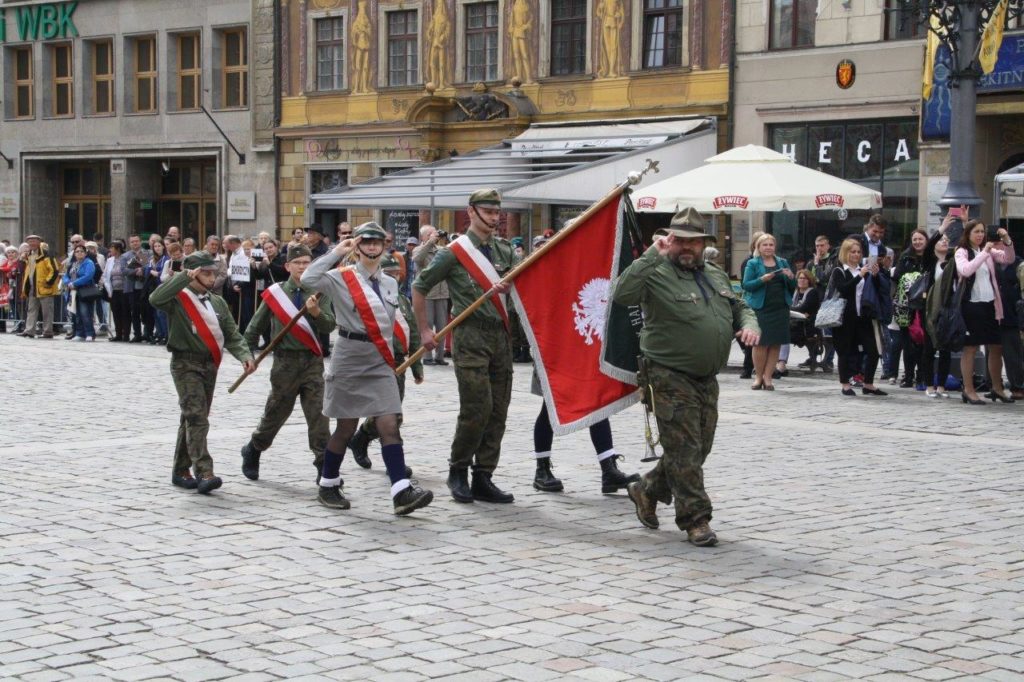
{"left": 449, "top": 234, "right": 510, "bottom": 329}
{"left": 261, "top": 283, "right": 323, "bottom": 356}
{"left": 393, "top": 308, "right": 410, "bottom": 355}
{"left": 177, "top": 288, "right": 225, "bottom": 366}
{"left": 340, "top": 267, "right": 395, "bottom": 367}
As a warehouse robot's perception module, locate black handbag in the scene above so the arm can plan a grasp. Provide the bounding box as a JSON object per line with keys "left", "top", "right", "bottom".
{"left": 907, "top": 271, "right": 931, "bottom": 310}
{"left": 76, "top": 283, "right": 101, "bottom": 300}
{"left": 935, "top": 280, "right": 967, "bottom": 352}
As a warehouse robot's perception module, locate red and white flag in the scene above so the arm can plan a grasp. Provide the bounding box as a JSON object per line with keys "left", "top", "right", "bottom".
{"left": 511, "top": 194, "right": 639, "bottom": 435}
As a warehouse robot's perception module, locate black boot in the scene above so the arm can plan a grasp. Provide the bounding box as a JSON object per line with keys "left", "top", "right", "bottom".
{"left": 600, "top": 455, "right": 640, "bottom": 494}
{"left": 471, "top": 471, "right": 514, "bottom": 503}
{"left": 349, "top": 429, "right": 372, "bottom": 469}
{"left": 446, "top": 467, "right": 473, "bottom": 503}
{"left": 532, "top": 457, "right": 563, "bottom": 492}
{"left": 240, "top": 442, "right": 261, "bottom": 480}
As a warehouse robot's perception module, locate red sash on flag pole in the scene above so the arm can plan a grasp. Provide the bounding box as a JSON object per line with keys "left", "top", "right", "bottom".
{"left": 177, "top": 288, "right": 225, "bottom": 367}
{"left": 449, "top": 235, "right": 510, "bottom": 330}
{"left": 261, "top": 284, "right": 323, "bottom": 356}
{"left": 393, "top": 308, "right": 410, "bottom": 355}
{"left": 341, "top": 267, "right": 396, "bottom": 367}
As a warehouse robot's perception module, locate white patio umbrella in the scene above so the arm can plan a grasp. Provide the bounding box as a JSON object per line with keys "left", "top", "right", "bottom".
{"left": 631, "top": 144, "right": 884, "bottom": 214}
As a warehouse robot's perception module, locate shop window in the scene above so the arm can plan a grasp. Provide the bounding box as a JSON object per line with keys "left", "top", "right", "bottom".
{"left": 465, "top": 2, "right": 499, "bottom": 82}
{"left": 315, "top": 16, "right": 345, "bottom": 91}
{"left": 311, "top": 169, "right": 348, "bottom": 194}
{"left": 177, "top": 33, "right": 202, "bottom": 111}
{"left": 883, "top": 0, "right": 924, "bottom": 40}
{"left": 90, "top": 40, "right": 114, "bottom": 115}
{"left": 218, "top": 27, "right": 248, "bottom": 108}
{"left": 550, "top": 0, "right": 587, "bottom": 75}
{"left": 769, "top": 0, "right": 815, "bottom": 50}
{"left": 51, "top": 43, "right": 74, "bottom": 117}
{"left": 387, "top": 10, "right": 419, "bottom": 86}
{"left": 10, "top": 46, "right": 34, "bottom": 119}
{"left": 641, "top": 0, "right": 685, "bottom": 69}
{"left": 130, "top": 36, "right": 157, "bottom": 113}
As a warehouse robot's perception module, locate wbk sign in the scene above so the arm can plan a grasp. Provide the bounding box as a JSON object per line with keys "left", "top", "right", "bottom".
{"left": 0, "top": 1, "right": 79, "bottom": 43}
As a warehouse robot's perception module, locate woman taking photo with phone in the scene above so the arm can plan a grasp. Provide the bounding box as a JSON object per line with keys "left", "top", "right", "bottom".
{"left": 954, "top": 220, "right": 1015, "bottom": 404}
{"left": 742, "top": 233, "right": 796, "bottom": 390}
{"left": 829, "top": 238, "right": 887, "bottom": 397}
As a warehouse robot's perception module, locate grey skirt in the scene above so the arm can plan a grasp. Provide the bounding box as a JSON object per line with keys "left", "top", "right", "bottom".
{"left": 322, "top": 335, "right": 402, "bottom": 419}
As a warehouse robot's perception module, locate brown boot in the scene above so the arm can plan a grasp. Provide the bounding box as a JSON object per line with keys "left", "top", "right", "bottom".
{"left": 686, "top": 519, "right": 718, "bottom": 547}
{"left": 626, "top": 481, "right": 658, "bottom": 529}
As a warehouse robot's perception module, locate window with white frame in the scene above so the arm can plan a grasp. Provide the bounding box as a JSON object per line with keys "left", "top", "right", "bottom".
{"left": 315, "top": 16, "right": 345, "bottom": 90}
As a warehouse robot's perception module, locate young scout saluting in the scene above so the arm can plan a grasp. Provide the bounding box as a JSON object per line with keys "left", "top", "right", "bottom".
{"left": 301, "top": 222, "right": 433, "bottom": 515}
{"left": 239, "top": 245, "right": 336, "bottom": 482}
{"left": 348, "top": 253, "right": 423, "bottom": 471}
{"left": 149, "top": 251, "right": 256, "bottom": 494}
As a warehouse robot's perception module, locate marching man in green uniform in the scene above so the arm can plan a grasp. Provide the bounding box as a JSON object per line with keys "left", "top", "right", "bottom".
{"left": 413, "top": 188, "right": 518, "bottom": 504}
{"left": 301, "top": 222, "right": 434, "bottom": 516}
{"left": 349, "top": 253, "right": 424, "bottom": 471}
{"left": 613, "top": 208, "right": 760, "bottom": 546}
{"left": 239, "top": 245, "right": 336, "bottom": 481}
{"left": 150, "top": 252, "right": 256, "bottom": 494}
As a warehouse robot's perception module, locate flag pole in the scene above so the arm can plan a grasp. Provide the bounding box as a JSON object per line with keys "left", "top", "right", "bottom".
{"left": 227, "top": 293, "right": 321, "bottom": 393}
{"left": 396, "top": 160, "right": 658, "bottom": 376}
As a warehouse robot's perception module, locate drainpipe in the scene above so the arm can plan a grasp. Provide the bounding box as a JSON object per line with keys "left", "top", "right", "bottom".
{"left": 273, "top": 0, "right": 282, "bottom": 239}
{"left": 725, "top": 0, "right": 738, "bottom": 276}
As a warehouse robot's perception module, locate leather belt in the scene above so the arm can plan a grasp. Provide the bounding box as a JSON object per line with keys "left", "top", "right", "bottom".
{"left": 337, "top": 327, "right": 371, "bottom": 343}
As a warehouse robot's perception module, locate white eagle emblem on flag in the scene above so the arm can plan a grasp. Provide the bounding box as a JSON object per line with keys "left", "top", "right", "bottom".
{"left": 571, "top": 278, "right": 609, "bottom": 345}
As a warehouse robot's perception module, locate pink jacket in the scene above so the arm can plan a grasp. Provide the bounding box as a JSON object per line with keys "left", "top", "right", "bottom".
{"left": 954, "top": 245, "right": 1013, "bottom": 320}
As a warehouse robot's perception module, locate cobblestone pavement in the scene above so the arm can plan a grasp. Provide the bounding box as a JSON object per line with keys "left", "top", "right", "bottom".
{"left": 2, "top": 333, "right": 1023, "bottom": 681}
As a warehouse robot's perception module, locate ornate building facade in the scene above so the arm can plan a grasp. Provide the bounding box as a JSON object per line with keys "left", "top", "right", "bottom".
{"left": 276, "top": 0, "right": 733, "bottom": 240}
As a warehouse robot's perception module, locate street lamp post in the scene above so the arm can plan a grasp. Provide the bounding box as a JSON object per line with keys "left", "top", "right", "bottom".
{"left": 891, "top": 1, "right": 1024, "bottom": 218}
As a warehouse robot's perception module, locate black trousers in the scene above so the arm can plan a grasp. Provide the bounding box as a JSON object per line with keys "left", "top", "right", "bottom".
{"left": 127, "top": 289, "right": 144, "bottom": 339}
{"left": 111, "top": 291, "right": 131, "bottom": 340}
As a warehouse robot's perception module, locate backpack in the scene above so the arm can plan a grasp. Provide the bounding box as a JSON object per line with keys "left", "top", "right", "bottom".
{"left": 893, "top": 271, "right": 922, "bottom": 328}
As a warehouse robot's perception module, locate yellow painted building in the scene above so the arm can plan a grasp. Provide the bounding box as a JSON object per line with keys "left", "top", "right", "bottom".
{"left": 276, "top": 0, "right": 733, "bottom": 239}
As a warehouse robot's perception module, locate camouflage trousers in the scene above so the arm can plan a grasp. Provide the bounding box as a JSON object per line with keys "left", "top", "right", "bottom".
{"left": 250, "top": 351, "right": 329, "bottom": 466}
{"left": 170, "top": 353, "right": 219, "bottom": 477}
{"left": 450, "top": 319, "right": 513, "bottom": 473}
{"left": 640, "top": 363, "right": 718, "bottom": 530}
{"left": 359, "top": 356, "right": 407, "bottom": 441}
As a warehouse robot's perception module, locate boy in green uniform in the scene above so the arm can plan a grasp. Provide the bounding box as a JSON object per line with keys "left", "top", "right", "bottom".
{"left": 349, "top": 253, "right": 423, "bottom": 471}
{"left": 240, "top": 245, "right": 336, "bottom": 481}
{"left": 149, "top": 252, "right": 256, "bottom": 494}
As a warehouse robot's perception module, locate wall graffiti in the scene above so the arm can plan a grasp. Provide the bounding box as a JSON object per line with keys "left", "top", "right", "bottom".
{"left": 305, "top": 136, "right": 417, "bottom": 161}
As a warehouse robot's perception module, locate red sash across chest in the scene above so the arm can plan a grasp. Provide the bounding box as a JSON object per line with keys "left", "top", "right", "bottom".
{"left": 261, "top": 283, "right": 323, "bottom": 356}
{"left": 341, "top": 267, "right": 396, "bottom": 367}
{"left": 449, "top": 234, "right": 510, "bottom": 330}
{"left": 177, "top": 288, "right": 225, "bottom": 366}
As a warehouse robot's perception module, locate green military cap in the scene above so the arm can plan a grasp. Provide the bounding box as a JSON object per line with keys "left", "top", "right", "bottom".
{"left": 286, "top": 244, "right": 312, "bottom": 261}
{"left": 469, "top": 188, "right": 501, "bottom": 207}
{"left": 183, "top": 252, "right": 219, "bottom": 270}
{"left": 353, "top": 221, "right": 387, "bottom": 240}
{"left": 666, "top": 207, "right": 716, "bottom": 242}
{"left": 380, "top": 253, "right": 401, "bottom": 271}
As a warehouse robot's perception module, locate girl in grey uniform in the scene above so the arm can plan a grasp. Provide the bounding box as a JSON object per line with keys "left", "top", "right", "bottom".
{"left": 301, "top": 222, "right": 433, "bottom": 515}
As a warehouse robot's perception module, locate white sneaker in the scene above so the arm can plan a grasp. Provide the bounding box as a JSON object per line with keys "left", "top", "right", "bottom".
{"left": 86, "top": 336, "right": 95, "bottom": 342}
{"left": 926, "top": 389, "right": 938, "bottom": 398}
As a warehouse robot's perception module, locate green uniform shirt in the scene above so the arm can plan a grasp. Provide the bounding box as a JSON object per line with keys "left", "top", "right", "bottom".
{"left": 612, "top": 245, "right": 759, "bottom": 378}
{"left": 243, "top": 279, "right": 336, "bottom": 351}
{"left": 412, "top": 230, "right": 517, "bottom": 325}
{"left": 149, "top": 271, "right": 254, "bottom": 363}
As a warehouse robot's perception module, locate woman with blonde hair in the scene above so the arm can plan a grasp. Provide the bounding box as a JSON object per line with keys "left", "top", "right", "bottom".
{"left": 742, "top": 233, "right": 796, "bottom": 390}
{"left": 829, "top": 238, "right": 886, "bottom": 396}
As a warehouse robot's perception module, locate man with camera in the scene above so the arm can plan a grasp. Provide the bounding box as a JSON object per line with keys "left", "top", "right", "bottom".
{"left": 412, "top": 225, "right": 452, "bottom": 366}
{"left": 122, "top": 234, "right": 150, "bottom": 343}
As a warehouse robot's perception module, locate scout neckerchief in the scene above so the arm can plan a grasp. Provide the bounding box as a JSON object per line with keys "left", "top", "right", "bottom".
{"left": 261, "top": 282, "right": 323, "bottom": 356}
{"left": 448, "top": 233, "right": 510, "bottom": 330}
{"left": 177, "top": 287, "right": 225, "bottom": 366}
{"left": 393, "top": 307, "right": 410, "bottom": 355}
{"left": 340, "top": 265, "right": 395, "bottom": 367}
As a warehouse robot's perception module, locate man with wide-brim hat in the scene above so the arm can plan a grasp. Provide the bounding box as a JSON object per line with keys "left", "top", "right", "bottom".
{"left": 303, "top": 223, "right": 329, "bottom": 258}
{"left": 300, "top": 221, "right": 434, "bottom": 516}
{"left": 18, "top": 234, "right": 59, "bottom": 338}
{"left": 412, "top": 188, "right": 518, "bottom": 504}
{"left": 613, "top": 206, "right": 760, "bottom": 547}
{"left": 149, "top": 251, "right": 256, "bottom": 495}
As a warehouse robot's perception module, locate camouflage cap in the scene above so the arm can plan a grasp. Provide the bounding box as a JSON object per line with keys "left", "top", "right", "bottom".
{"left": 665, "top": 207, "right": 715, "bottom": 242}
{"left": 183, "top": 252, "right": 219, "bottom": 270}
{"left": 380, "top": 253, "right": 401, "bottom": 271}
{"left": 353, "top": 221, "right": 388, "bottom": 240}
{"left": 286, "top": 244, "right": 312, "bottom": 261}
{"left": 469, "top": 188, "right": 501, "bottom": 207}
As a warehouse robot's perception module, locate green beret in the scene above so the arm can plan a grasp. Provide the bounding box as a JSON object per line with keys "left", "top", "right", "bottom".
{"left": 287, "top": 244, "right": 312, "bottom": 261}
{"left": 353, "top": 222, "right": 387, "bottom": 240}
{"left": 380, "top": 254, "right": 401, "bottom": 271}
{"left": 469, "top": 188, "right": 501, "bottom": 207}
{"left": 183, "top": 252, "right": 218, "bottom": 270}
